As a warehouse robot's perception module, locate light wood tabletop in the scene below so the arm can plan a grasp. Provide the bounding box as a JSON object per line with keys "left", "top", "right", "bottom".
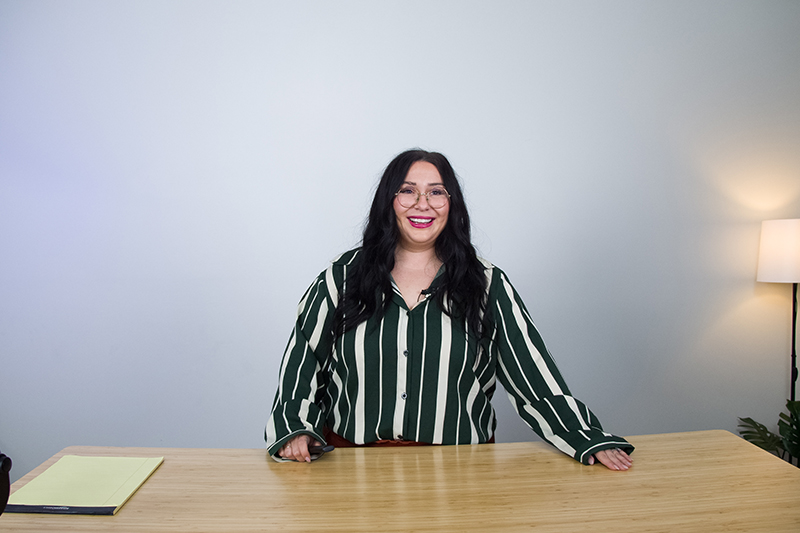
{"left": 2, "top": 430, "right": 799, "bottom": 532}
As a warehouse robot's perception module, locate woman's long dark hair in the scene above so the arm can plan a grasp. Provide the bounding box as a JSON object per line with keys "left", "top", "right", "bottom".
{"left": 332, "top": 149, "right": 488, "bottom": 338}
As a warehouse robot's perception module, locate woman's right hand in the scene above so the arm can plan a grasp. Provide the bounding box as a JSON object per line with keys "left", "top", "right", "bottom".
{"left": 278, "top": 434, "right": 322, "bottom": 463}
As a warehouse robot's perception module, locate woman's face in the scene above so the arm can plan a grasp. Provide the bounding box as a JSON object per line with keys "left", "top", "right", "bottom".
{"left": 393, "top": 161, "right": 450, "bottom": 252}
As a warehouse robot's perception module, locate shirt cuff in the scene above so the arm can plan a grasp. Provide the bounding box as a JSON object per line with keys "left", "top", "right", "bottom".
{"left": 576, "top": 438, "right": 635, "bottom": 465}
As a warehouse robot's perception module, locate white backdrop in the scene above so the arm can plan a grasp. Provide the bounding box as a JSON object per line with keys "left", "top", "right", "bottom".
{"left": 2, "top": 0, "right": 800, "bottom": 482}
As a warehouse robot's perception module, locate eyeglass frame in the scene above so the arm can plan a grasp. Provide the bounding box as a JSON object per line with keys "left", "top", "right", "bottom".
{"left": 394, "top": 185, "right": 451, "bottom": 208}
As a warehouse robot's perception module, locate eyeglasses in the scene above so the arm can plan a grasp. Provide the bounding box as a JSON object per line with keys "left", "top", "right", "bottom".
{"left": 395, "top": 186, "right": 450, "bottom": 209}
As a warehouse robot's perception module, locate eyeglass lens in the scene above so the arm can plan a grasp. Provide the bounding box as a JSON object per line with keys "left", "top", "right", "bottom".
{"left": 396, "top": 187, "right": 449, "bottom": 208}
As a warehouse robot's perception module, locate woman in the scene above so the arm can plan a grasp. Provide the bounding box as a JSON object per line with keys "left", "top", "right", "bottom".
{"left": 265, "top": 149, "right": 633, "bottom": 470}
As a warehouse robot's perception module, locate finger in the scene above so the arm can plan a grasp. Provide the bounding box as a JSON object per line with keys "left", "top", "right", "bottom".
{"left": 280, "top": 436, "right": 311, "bottom": 462}
{"left": 287, "top": 438, "right": 307, "bottom": 462}
{"left": 279, "top": 443, "right": 298, "bottom": 462}
{"left": 611, "top": 449, "right": 633, "bottom": 467}
{"left": 596, "top": 449, "right": 632, "bottom": 471}
{"left": 605, "top": 450, "right": 628, "bottom": 470}
{"left": 283, "top": 440, "right": 296, "bottom": 459}
{"left": 296, "top": 437, "right": 312, "bottom": 463}
{"left": 594, "top": 450, "right": 618, "bottom": 470}
{"left": 617, "top": 450, "right": 633, "bottom": 467}
{"left": 595, "top": 451, "right": 621, "bottom": 470}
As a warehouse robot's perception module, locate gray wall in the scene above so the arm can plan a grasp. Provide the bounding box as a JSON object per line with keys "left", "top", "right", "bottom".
{"left": 2, "top": 1, "right": 799, "bottom": 483}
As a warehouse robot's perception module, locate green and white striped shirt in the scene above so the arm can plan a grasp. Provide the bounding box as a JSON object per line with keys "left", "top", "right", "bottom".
{"left": 265, "top": 249, "right": 633, "bottom": 464}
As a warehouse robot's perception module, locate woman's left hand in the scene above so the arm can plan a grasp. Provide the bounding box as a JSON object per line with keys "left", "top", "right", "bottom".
{"left": 588, "top": 448, "right": 632, "bottom": 471}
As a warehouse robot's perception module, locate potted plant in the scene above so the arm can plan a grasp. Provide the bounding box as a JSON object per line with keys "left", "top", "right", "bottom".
{"left": 738, "top": 400, "right": 800, "bottom": 467}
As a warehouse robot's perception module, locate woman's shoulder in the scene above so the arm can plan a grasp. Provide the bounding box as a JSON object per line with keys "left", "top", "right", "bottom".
{"left": 310, "top": 248, "right": 362, "bottom": 303}
{"left": 476, "top": 256, "right": 515, "bottom": 290}
{"left": 330, "top": 247, "right": 362, "bottom": 267}
{"left": 475, "top": 255, "right": 501, "bottom": 280}
{"left": 476, "top": 255, "right": 495, "bottom": 270}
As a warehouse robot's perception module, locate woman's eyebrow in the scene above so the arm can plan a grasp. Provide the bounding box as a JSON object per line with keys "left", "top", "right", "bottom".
{"left": 402, "top": 181, "right": 445, "bottom": 186}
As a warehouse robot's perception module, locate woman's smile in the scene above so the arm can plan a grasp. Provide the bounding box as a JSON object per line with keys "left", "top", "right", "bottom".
{"left": 407, "top": 216, "right": 435, "bottom": 228}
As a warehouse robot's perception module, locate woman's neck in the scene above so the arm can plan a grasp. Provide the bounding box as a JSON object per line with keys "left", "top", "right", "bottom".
{"left": 391, "top": 245, "right": 442, "bottom": 309}
{"left": 394, "top": 244, "right": 440, "bottom": 272}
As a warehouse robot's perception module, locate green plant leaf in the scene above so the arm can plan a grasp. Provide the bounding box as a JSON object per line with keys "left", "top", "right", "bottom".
{"left": 738, "top": 417, "right": 783, "bottom": 453}
{"left": 777, "top": 400, "right": 800, "bottom": 458}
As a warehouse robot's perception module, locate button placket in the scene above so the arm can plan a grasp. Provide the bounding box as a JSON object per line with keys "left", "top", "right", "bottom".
{"left": 393, "top": 308, "right": 409, "bottom": 440}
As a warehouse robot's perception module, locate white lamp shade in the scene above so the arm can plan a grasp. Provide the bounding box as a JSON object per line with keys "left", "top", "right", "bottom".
{"left": 757, "top": 219, "right": 800, "bottom": 283}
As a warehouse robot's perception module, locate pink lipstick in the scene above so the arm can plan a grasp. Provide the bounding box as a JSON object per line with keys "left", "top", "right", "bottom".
{"left": 408, "top": 217, "right": 434, "bottom": 228}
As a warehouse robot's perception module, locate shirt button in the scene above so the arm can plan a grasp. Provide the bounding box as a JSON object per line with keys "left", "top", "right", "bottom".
{"left": 401, "top": 392, "right": 407, "bottom": 400}
{"left": 397, "top": 435, "right": 403, "bottom": 440}
{"left": 403, "top": 350, "right": 408, "bottom": 357}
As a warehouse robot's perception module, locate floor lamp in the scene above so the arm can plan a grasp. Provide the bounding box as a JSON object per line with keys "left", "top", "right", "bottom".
{"left": 757, "top": 219, "right": 800, "bottom": 402}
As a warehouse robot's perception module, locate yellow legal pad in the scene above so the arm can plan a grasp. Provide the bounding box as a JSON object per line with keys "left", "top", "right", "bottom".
{"left": 6, "top": 455, "right": 164, "bottom": 515}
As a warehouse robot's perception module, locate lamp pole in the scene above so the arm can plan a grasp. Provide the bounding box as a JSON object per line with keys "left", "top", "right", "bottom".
{"left": 792, "top": 282, "right": 798, "bottom": 402}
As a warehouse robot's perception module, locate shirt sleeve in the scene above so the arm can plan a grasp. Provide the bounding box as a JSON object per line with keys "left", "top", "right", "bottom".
{"left": 487, "top": 267, "right": 634, "bottom": 464}
{"left": 264, "top": 269, "right": 336, "bottom": 461}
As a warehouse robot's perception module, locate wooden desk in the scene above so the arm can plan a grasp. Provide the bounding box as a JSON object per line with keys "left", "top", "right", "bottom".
{"left": 2, "top": 430, "right": 799, "bottom": 532}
